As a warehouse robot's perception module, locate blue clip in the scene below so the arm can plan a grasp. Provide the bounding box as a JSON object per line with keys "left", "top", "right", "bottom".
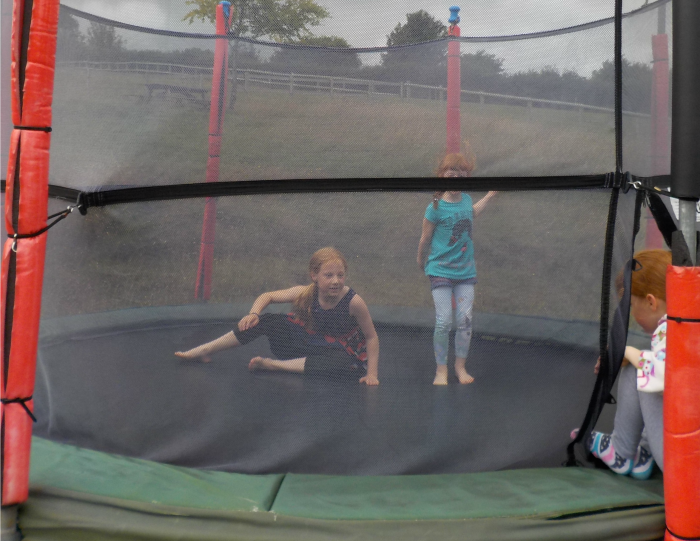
{"left": 220, "top": 1, "right": 232, "bottom": 22}
{"left": 448, "top": 6, "right": 460, "bottom": 25}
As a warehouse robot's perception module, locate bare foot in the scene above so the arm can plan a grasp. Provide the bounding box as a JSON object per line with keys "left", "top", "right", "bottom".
{"left": 455, "top": 361, "right": 474, "bottom": 384}
{"left": 175, "top": 351, "right": 211, "bottom": 363}
{"left": 433, "top": 364, "right": 448, "bottom": 385}
{"left": 249, "top": 356, "right": 274, "bottom": 371}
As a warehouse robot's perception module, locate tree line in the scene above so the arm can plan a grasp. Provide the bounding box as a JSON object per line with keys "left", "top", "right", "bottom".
{"left": 58, "top": 7, "right": 657, "bottom": 113}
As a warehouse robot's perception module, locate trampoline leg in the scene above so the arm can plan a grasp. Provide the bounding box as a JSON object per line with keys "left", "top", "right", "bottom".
{"left": 1, "top": 505, "right": 22, "bottom": 541}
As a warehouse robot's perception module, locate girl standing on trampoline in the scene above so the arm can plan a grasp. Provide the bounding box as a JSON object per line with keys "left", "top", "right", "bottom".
{"left": 582, "top": 249, "right": 671, "bottom": 479}
{"left": 175, "top": 247, "right": 380, "bottom": 385}
{"left": 417, "top": 151, "right": 496, "bottom": 385}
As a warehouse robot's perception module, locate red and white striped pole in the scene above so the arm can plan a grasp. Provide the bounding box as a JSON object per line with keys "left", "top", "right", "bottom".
{"left": 195, "top": 1, "right": 233, "bottom": 300}
{"left": 446, "top": 6, "right": 461, "bottom": 154}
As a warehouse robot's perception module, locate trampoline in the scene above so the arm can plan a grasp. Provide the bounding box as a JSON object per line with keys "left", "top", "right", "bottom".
{"left": 2, "top": 0, "right": 700, "bottom": 540}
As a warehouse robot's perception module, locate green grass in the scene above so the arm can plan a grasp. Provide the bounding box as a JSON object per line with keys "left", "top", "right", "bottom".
{"left": 42, "top": 67, "right": 634, "bottom": 321}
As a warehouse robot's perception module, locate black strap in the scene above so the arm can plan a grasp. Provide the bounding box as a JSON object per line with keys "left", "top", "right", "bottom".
{"left": 14, "top": 125, "right": 52, "bottom": 132}
{"left": 667, "top": 316, "right": 700, "bottom": 323}
{"left": 666, "top": 526, "right": 700, "bottom": 541}
{"left": 1, "top": 396, "right": 37, "bottom": 422}
{"left": 8, "top": 205, "right": 77, "bottom": 248}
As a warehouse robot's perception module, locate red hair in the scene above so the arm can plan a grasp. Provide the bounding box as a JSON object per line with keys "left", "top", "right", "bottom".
{"left": 293, "top": 247, "right": 348, "bottom": 330}
{"left": 616, "top": 249, "right": 671, "bottom": 300}
{"left": 433, "top": 147, "right": 477, "bottom": 209}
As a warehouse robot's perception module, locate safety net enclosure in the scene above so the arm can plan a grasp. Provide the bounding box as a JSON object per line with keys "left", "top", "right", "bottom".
{"left": 2, "top": 0, "right": 700, "bottom": 540}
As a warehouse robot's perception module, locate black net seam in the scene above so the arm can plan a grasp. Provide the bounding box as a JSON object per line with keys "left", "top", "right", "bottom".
{"left": 73, "top": 175, "right": 609, "bottom": 210}
{"left": 60, "top": 0, "right": 671, "bottom": 46}
{"left": 614, "top": 0, "right": 623, "bottom": 174}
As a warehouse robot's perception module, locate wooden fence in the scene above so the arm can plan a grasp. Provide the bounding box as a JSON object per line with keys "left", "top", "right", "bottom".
{"left": 59, "top": 60, "right": 648, "bottom": 118}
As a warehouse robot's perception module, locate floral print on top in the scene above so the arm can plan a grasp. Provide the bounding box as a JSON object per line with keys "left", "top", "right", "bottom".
{"left": 637, "top": 315, "right": 666, "bottom": 393}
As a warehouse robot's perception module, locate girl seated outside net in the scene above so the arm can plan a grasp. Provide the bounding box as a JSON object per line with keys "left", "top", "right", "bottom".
{"left": 580, "top": 249, "right": 671, "bottom": 479}
{"left": 175, "top": 247, "right": 380, "bottom": 385}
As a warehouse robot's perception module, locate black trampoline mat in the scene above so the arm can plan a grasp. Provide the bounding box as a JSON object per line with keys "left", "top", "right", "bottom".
{"left": 34, "top": 318, "right": 600, "bottom": 475}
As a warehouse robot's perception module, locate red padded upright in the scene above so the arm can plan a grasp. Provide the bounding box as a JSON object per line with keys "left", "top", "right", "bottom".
{"left": 664, "top": 265, "right": 700, "bottom": 541}
{"left": 1, "top": 0, "right": 59, "bottom": 505}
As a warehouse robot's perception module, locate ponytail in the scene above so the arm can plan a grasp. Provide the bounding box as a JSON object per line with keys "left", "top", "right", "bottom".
{"left": 293, "top": 283, "right": 316, "bottom": 331}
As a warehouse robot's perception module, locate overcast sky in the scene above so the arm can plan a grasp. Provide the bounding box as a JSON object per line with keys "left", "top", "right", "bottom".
{"left": 61, "top": 0, "right": 665, "bottom": 74}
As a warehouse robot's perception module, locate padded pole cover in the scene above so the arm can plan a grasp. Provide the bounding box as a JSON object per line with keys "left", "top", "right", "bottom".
{"left": 664, "top": 266, "right": 700, "bottom": 541}
{"left": 671, "top": 1, "right": 700, "bottom": 201}
{"left": 195, "top": 1, "right": 232, "bottom": 300}
{"left": 1, "top": 0, "right": 59, "bottom": 505}
{"left": 446, "top": 8, "right": 460, "bottom": 154}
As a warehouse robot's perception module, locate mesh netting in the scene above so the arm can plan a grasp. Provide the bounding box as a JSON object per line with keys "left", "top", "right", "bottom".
{"left": 22, "top": 1, "right": 671, "bottom": 476}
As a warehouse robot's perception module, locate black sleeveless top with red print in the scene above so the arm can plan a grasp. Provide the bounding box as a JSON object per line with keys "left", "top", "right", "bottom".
{"left": 286, "top": 288, "right": 367, "bottom": 362}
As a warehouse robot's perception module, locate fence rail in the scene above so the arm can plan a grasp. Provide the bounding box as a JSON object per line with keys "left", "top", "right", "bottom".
{"left": 59, "top": 61, "right": 648, "bottom": 118}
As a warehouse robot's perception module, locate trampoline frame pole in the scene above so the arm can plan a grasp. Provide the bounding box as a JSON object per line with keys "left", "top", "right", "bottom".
{"left": 666, "top": 2, "right": 700, "bottom": 539}
{"left": 446, "top": 6, "right": 461, "bottom": 154}
{"left": 646, "top": 6, "right": 669, "bottom": 248}
{"left": 195, "top": 1, "right": 233, "bottom": 301}
{"left": 1, "top": 0, "right": 60, "bottom": 505}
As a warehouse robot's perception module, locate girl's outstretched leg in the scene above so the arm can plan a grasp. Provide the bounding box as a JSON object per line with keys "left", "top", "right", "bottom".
{"left": 175, "top": 331, "right": 240, "bottom": 362}
{"left": 434, "top": 364, "right": 448, "bottom": 385}
{"left": 249, "top": 356, "right": 306, "bottom": 373}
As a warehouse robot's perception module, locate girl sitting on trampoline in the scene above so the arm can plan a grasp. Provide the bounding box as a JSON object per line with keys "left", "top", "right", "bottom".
{"left": 584, "top": 248, "right": 671, "bottom": 479}
{"left": 175, "top": 247, "right": 380, "bottom": 385}
{"left": 417, "top": 150, "right": 496, "bottom": 385}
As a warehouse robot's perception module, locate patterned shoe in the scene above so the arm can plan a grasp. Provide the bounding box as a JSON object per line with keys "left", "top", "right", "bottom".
{"left": 594, "top": 433, "right": 634, "bottom": 475}
{"left": 630, "top": 446, "right": 655, "bottom": 480}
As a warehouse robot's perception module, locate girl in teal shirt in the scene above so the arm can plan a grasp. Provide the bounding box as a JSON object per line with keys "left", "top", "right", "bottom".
{"left": 417, "top": 153, "right": 496, "bottom": 385}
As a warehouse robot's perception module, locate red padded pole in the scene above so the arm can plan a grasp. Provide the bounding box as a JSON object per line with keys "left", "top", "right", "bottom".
{"left": 1, "top": 0, "right": 59, "bottom": 505}
{"left": 446, "top": 12, "right": 461, "bottom": 155}
{"left": 195, "top": 1, "right": 232, "bottom": 300}
{"left": 0, "top": 0, "right": 12, "bottom": 167}
{"left": 664, "top": 266, "right": 700, "bottom": 541}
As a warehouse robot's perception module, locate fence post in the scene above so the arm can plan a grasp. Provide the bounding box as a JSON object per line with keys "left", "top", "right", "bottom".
{"left": 244, "top": 70, "right": 249, "bottom": 91}
{"left": 330, "top": 77, "right": 334, "bottom": 96}
{"left": 406, "top": 82, "right": 411, "bottom": 99}
{"left": 527, "top": 100, "right": 533, "bottom": 119}
{"left": 289, "top": 73, "right": 294, "bottom": 94}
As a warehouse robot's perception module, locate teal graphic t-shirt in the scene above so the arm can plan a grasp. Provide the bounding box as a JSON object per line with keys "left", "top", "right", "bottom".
{"left": 424, "top": 194, "right": 476, "bottom": 280}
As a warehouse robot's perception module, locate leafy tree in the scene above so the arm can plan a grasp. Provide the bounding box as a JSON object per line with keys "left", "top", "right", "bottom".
{"left": 386, "top": 10, "right": 447, "bottom": 47}
{"left": 460, "top": 51, "right": 504, "bottom": 92}
{"left": 268, "top": 36, "right": 361, "bottom": 73}
{"left": 57, "top": 13, "right": 85, "bottom": 61}
{"left": 381, "top": 10, "right": 447, "bottom": 82}
{"left": 85, "top": 22, "right": 125, "bottom": 60}
{"left": 183, "top": 0, "right": 329, "bottom": 41}
{"left": 588, "top": 58, "right": 652, "bottom": 112}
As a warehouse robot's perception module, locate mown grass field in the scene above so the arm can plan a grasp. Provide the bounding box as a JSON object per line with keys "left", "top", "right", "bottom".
{"left": 42, "top": 66, "right": 648, "bottom": 321}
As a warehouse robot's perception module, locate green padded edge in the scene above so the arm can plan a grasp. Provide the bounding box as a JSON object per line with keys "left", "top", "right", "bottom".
{"left": 20, "top": 437, "right": 666, "bottom": 541}
{"left": 272, "top": 470, "right": 663, "bottom": 521}
{"left": 29, "top": 437, "right": 284, "bottom": 514}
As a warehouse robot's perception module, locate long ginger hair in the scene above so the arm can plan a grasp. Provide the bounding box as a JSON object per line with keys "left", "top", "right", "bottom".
{"left": 616, "top": 249, "right": 671, "bottom": 300}
{"left": 433, "top": 149, "right": 477, "bottom": 209}
{"left": 293, "top": 247, "right": 348, "bottom": 331}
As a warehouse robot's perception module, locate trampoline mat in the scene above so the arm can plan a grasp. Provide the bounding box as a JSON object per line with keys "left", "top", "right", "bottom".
{"left": 33, "top": 315, "right": 601, "bottom": 475}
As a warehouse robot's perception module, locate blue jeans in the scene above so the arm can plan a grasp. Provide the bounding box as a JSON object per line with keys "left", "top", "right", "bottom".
{"left": 431, "top": 283, "right": 475, "bottom": 365}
